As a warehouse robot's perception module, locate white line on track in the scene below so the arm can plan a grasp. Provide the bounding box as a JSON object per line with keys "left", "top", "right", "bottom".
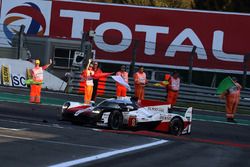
{"left": 0, "top": 127, "right": 27, "bottom": 131}
{"left": 0, "top": 134, "right": 33, "bottom": 140}
{"left": 0, "top": 134, "right": 117, "bottom": 151}
{"left": 0, "top": 118, "right": 66, "bottom": 129}
{"left": 48, "top": 139, "right": 168, "bottom": 167}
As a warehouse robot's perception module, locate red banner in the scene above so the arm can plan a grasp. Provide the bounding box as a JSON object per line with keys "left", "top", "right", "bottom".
{"left": 49, "top": 1, "right": 250, "bottom": 73}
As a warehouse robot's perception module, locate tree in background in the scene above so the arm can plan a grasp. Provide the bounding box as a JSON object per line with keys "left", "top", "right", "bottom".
{"left": 91, "top": 0, "right": 193, "bottom": 8}
{"left": 192, "top": 0, "right": 250, "bottom": 13}
{"left": 90, "top": 0, "right": 250, "bottom": 13}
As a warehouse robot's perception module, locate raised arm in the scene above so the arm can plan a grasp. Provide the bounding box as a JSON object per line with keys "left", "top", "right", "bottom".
{"left": 86, "top": 59, "right": 92, "bottom": 71}
{"left": 42, "top": 59, "right": 52, "bottom": 70}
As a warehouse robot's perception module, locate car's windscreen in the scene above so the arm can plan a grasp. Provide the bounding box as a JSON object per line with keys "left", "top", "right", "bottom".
{"left": 97, "top": 101, "right": 120, "bottom": 109}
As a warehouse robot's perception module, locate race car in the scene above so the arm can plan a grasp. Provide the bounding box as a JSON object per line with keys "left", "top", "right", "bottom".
{"left": 61, "top": 97, "right": 192, "bottom": 135}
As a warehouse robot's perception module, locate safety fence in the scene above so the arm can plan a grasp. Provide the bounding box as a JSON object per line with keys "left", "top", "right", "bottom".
{"left": 67, "top": 72, "right": 250, "bottom": 111}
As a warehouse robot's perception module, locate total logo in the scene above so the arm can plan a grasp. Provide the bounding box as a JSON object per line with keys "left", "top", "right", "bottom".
{"left": 3, "top": 2, "right": 46, "bottom": 45}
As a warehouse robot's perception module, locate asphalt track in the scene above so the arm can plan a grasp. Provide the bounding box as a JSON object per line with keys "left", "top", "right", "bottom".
{"left": 0, "top": 86, "right": 250, "bottom": 167}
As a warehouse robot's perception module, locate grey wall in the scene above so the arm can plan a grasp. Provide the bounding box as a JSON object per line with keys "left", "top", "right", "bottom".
{"left": 0, "top": 47, "right": 27, "bottom": 59}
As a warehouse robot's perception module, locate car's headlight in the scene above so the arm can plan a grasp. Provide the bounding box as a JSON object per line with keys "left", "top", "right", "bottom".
{"left": 92, "top": 110, "right": 100, "bottom": 114}
{"left": 62, "top": 102, "right": 70, "bottom": 111}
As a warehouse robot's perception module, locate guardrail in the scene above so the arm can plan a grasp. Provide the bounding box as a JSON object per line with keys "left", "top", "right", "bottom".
{"left": 68, "top": 75, "right": 250, "bottom": 110}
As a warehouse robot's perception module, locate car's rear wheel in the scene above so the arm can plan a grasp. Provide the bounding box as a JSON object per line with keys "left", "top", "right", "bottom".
{"left": 169, "top": 117, "right": 183, "bottom": 136}
{"left": 108, "top": 110, "right": 123, "bottom": 130}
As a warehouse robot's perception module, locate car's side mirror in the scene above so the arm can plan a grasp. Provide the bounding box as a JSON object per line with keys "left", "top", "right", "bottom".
{"left": 126, "top": 105, "right": 134, "bottom": 111}
{"left": 121, "top": 105, "right": 134, "bottom": 111}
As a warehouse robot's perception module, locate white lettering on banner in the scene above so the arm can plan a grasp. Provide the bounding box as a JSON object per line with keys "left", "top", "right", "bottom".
{"left": 55, "top": 7, "right": 246, "bottom": 66}
{"left": 60, "top": 10, "right": 100, "bottom": 38}
{"left": 212, "top": 31, "right": 244, "bottom": 62}
{"left": 135, "top": 25, "right": 169, "bottom": 55}
{"left": 94, "top": 22, "right": 132, "bottom": 52}
{"left": 165, "top": 28, "right": 207, "bottom": 60}
{"left": 1, "top": 0, "right": 247, "bottom": 73}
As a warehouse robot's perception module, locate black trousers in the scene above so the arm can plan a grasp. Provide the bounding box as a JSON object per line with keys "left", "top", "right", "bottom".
{"left": 91, "top": 79, "right": 99, "bottom": 101}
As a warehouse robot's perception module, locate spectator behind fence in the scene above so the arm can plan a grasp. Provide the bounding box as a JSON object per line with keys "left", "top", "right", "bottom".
{"left": 167, "top": 71, "right": 180, "bottom": 108}
{"left": 134, "top": 66, "right": 148, "bottom": 101}
{"left": 116, "top": 65, "right": 129, "bottom": 99}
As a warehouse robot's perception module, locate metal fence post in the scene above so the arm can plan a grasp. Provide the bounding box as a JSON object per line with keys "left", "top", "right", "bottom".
{"left": 129, "top": 40, "right": 138, "bottom": 77}
{"left": 188, "top": 45, "right": 196, "bottom": 84}
{"left": 80, "top": 31, "right": 92, "bottom": 71}
{"left": 242, "top": 53, "right": 250, "bottom": 89}
{"left": 18, "top": 25, "right": 25, "bottom": 59}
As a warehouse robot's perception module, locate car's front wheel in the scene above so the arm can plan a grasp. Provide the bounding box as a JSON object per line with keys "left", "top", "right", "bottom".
{"left": 108, "top": 110, "right": 123, "bottom": 130}
{"left": 169, "top": 117, "right": 183, "bottom": 136}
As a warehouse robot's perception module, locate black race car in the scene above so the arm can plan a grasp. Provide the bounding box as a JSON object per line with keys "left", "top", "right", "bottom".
{"left": 61, "top": 97, "right": 192, "bottom": 135}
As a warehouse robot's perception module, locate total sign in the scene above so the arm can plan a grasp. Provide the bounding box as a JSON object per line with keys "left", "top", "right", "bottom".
{"left": 1, "top": 0, "right": 250, "bottom": 73}
{"left": 0, "top": 0, "right": 51, "bottom": 45}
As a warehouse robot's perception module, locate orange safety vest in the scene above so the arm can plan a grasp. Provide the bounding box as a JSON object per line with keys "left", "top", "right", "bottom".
{"left": 32, "top": 67, "right": 43, "bottom": 82}
{"left": 134, "top": 72, "right": 147, "bottom": 85}
{"left": 84, "top": 69, "right": 94, "bottom": 86}
{"left": 116, "top": 71, "right": 128, "bottom": 84}
{"left": 169, "top": 77, "right": 180, "bottom": 91}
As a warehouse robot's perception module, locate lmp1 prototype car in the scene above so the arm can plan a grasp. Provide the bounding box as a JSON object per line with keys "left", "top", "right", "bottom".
{"left": 61, "top": 97, "right": 192, "bottom": 135}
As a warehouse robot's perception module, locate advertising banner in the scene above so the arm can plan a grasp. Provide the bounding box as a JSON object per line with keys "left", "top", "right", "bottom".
{"left": 1, "top": 0, "right": 250, "bottom": 73}
{"left": 12, "top": 73, "right": 26, "bottom": 87}
{"left": 1, "top": 64, "right": 12, "bottom": 86}
{"left": 0, "top": 0, "right": 52, "bottom": 46}
{"left": 0, "top": 58, "right": 67, "bottom": 91}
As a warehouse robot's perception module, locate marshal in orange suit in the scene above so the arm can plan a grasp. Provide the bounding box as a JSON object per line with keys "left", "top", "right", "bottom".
{"left": 220, "top": 77, "right": 241, "bottom": 123}
{"left": 116, "top": 65, "right": 128, "bottom": 98}
{"left": 30, "top": 59, "right": 52, "bottom": 103}
{"left": 134, "top": 66, "right": 148, "bottom": 101}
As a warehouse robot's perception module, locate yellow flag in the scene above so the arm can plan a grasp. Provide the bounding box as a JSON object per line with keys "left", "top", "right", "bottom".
{"left": 153, "top": 80, "right": 169, "bottom": 87}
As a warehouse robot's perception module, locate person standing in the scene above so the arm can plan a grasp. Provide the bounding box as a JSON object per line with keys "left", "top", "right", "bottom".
{"left": 164, "top": 73, "right": 171, "bottom": 100}
{"left": 116, "top": 65, "right": 128, "bottom": 99}
{"left": 81, "top": 59, "right": 94, "bottom": 104}
{"left": 167, "top": 71, "right": 180, "bottom": 108}
{"left": 134, "top": 66, "right": 148, "bottom": 100}
{"left": 91, "top": 61, "right": 103, "bottom": 101}
{"left": 30, "top": 59, "right": 52, "bottom": 103}
{"left": 220, "top": 77, "right": 241, "bottom": 122}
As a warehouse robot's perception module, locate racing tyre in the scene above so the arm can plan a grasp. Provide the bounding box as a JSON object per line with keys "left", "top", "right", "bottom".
{"left": 169, "top": 117, "right": 183, "bottom": 136}
{"left": 108, "top": 110, "right": 123, "bottom": 130}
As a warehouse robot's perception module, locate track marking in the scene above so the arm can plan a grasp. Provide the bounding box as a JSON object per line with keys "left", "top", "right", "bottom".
{"left": 48, "top": 139, "right": 168, "bottom": 167}
{"left": 0, "top": 133, "right": 116, "bottom": 150}
{"left": 0, "top": 118, "right": 66, "bottom": 129}
{"left": 0, "top": 120, "right": 115, "bottom": 150}
{"left": 0, "top": 127, "right": 27, "bottom": 131}
{"left": 0, "top": 134, "right": 33, "bottom": 140}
